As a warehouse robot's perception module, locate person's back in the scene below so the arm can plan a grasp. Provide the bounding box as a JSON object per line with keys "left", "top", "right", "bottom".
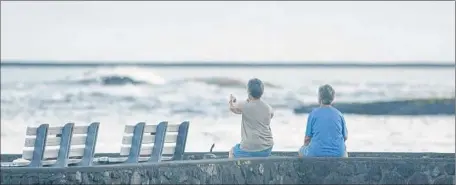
{"left": 306, "top": 107, "right": 346, "bottom": 157}
{"left": 299, "top": 84, "right": 348, "bottom": 157}
{"left": 240, "top": 99, "right": 274, "bottom": 151}
{"left": 228, "top": 78, "right": 274, "bottom": 158}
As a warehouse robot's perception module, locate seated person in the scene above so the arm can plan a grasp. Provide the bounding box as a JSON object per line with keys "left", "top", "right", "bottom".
{"left": 299, "top": 84, "right": 348, "bottom": 157}
{"left": 228, "top": 78, "right": 274, "bottom": 158}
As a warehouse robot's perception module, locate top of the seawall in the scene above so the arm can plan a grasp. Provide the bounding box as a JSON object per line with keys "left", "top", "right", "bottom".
{"left": 1, "top": 152, "right": 454, "bottom": 163}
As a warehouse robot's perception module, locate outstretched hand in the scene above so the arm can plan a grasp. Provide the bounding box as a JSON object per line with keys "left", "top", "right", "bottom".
{"left": 229, "top": 94, "right": 237, "bottom": 104}
{"left": 229, "top": 94, "right": 242, "bottom": 114}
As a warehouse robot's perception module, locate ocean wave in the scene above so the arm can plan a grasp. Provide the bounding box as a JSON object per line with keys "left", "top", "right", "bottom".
{"left": 163, "top": 97, "right": 455, "bottom": 116}
{"left": 58, "top": 67, "right": 167, "bottom": 86}
{"left": 293, "top": 98, "right": 455, "bottom": 115}
{"left": 73, "top": 76, "right": 148, "bottom": 86}
{"left": 1, "top": 66, "right": 454, "bottom": 117}
{"left": 51, "top": 67, "right": 281, "bottom": 88}
{"left": 177, "top": 77, "right": 281, "bottom": 88}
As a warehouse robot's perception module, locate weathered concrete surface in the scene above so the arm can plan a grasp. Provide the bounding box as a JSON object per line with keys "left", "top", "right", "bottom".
{"left": 1, "top": 157, "right": 454, "bottom": 184}
{"left": 2, "top": 152, "right": 453, "bottom": 163}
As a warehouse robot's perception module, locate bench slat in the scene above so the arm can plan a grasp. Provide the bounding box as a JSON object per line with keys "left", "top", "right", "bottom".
{"left": 122, "top": 133, "right": 178, "bottom": 145}
{"left": 124, "top": 124, "right": 180, "bottom": 134}
{"left": 26, "top": 125, "right": 89, "bottom": 136}
{"left": 120, "top": 144, "right": 176, "bottom": 156}
{"left": 24, "top": 135, "right": 87, "bottom": 147}
{"left": 22, "top": 147, "right": 85, "bottom": 160}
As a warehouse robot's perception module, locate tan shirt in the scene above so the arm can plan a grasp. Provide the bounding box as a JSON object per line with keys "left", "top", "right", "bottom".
{"left": 238, "top": 99, "right": 274, "bottom": 151}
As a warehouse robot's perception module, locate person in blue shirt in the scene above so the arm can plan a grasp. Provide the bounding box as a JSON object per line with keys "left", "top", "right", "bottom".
{"left": 298, "top": 84, "right": 348, "bottom": 157}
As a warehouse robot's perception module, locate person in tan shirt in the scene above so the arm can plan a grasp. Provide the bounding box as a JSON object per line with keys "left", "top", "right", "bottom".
{"left": 228, "top": 78, "right": 274, "bottom": 158}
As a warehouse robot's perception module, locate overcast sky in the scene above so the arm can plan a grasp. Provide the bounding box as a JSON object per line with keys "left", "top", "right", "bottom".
{"left": 1, "top": 1, "right": 454, "bottom": 62}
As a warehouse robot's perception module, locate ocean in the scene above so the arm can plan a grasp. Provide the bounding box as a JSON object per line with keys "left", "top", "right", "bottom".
{"left": 1, "top": 66, "right": 454, "bottom": 154}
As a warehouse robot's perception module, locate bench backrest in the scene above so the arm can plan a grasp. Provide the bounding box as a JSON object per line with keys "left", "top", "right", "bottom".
{"left": 120, "top": 121, "right": 190, "bottom": 163}
{"left": 23, "top": 122, "right": 100, "bottom": 167}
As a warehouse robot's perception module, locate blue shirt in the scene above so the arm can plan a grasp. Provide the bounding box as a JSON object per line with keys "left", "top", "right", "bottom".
{"left": 305, "top": 107, "right": 348, "bottom": 157}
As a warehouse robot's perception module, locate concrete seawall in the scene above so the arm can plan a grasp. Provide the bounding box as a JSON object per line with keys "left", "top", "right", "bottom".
{"left": 1, "top": 155, "right": 454, "bottom": 184}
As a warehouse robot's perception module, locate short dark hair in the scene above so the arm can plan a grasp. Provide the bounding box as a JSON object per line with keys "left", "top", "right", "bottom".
{"left": 318, "top": 84, "right": 335, "bottom": 105}
{"left": 247, "top": 78, "right": 264, "bottom": 99}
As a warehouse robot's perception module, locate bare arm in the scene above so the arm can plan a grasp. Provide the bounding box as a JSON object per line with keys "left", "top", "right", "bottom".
{"left": 229, "top": 95, "right": 244, "bottom": 114}
{"left": 304, "top": 136, "right": 311, "bottom": 146}
{"left": 304, "top": 114, "right": 313, "bottom": 146}
{"left": 229, "top": 102, "right": 242, "bottom": 114}
{"left": 341, "top": 115, "right": 348, "bottom": 141}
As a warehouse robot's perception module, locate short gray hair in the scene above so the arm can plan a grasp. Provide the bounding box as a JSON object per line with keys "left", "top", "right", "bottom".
{"left": 247, "top": 78, "right": 264, "bottom": 99}
{"left": 318, "top": 84, "right": 335, "bottom": 105}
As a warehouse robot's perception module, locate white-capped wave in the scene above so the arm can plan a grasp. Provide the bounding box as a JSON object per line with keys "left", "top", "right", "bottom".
{"left": 66, "top": 66, "right": 167, "bottom": 85}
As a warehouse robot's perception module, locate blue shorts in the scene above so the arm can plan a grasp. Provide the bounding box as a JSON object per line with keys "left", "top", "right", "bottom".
{"left": 232, "top": 144, "right": 272, "bottom": 158}
{"left": 299, "top": 145, "right": 348, "bottom": 157}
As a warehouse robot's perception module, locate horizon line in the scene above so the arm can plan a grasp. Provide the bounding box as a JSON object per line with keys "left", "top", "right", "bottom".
{"left": 1, "top": 60, "right": 454, "bottom": 68}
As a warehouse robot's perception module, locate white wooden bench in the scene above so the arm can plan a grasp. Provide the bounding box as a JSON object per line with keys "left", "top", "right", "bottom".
{"left": 97, "top": 121, "right": 189, "bottom": 163}
{"left": 1, "top": 122, "right": 100, "bottom": 167}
